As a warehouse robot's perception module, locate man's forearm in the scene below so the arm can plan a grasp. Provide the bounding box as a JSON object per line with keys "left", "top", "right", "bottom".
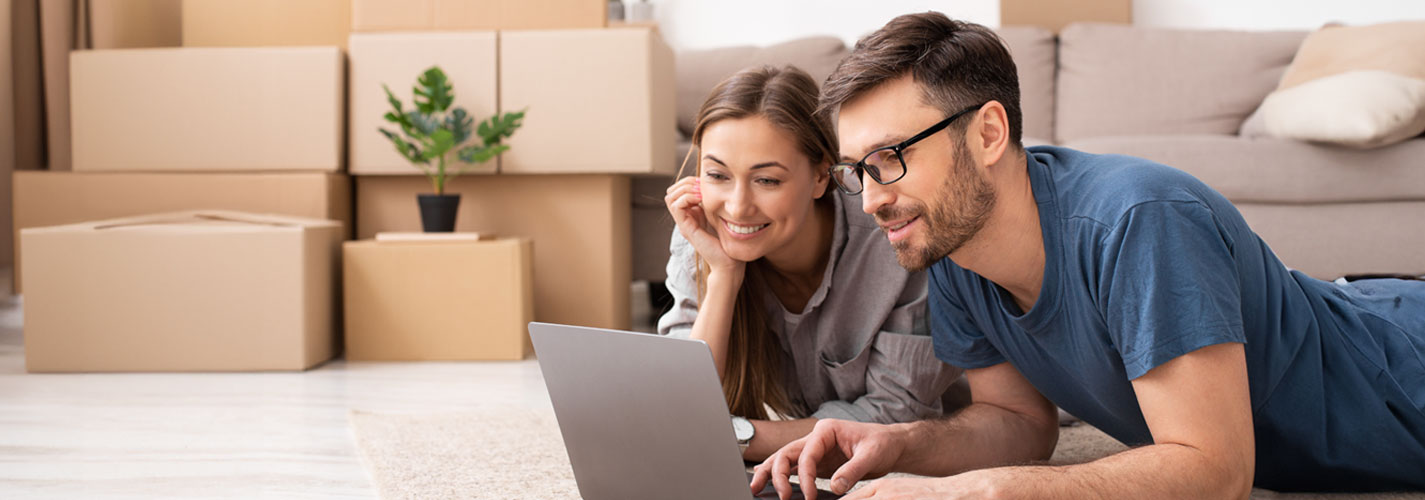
{"left": 745, "top": 418, "right": 818, "bottom": 461}
{"left": 976, "top": 441, "right": 1252, "bottom": 500}
{"left": 895, "top": 402, "right": 1058, "bottom": 477}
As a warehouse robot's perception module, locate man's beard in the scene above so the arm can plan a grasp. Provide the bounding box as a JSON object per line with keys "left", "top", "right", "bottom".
{"left": 876, "top": 142, "right": 997, "bottom": 272}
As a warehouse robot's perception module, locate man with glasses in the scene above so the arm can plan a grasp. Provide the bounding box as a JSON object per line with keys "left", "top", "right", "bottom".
{"left": 750, "top": 11, "right": 1425, "bottom": 499}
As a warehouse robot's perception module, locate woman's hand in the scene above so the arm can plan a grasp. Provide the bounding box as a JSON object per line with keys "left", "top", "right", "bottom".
{"left": 665, "top": 176, "right": 743, "bottom": 275}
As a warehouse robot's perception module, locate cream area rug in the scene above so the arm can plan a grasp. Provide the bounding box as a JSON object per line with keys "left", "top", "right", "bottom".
{"left": 348, "top": 408, "right": 1425, "bottom": 499}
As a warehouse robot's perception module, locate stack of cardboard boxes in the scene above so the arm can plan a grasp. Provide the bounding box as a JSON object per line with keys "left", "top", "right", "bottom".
{"left": 19, "top": 0, "right": 352, "bottom": 372}
{"left": 17, "top": 0, "right": 674, "bottom": 370}
{"left": 345, "top": 0, "right": 674, "bottom": 339}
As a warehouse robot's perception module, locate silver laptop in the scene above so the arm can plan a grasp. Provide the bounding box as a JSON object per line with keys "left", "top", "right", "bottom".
{"left": 530, "top": 322, "right": 842, "bottom": 500}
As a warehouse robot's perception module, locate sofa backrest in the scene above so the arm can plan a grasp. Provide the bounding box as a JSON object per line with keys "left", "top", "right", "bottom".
{"left": 1055, "top": 23, "right": 1307, "bottom": 144}
{"left": 997, "top": 26, "right": 1057, "bottom": 144}
{"left": 675, "top": 27, "right": 1059, "bottom": 146}
{"left": 674, "top": 36, "right": 851, "bottom": 137}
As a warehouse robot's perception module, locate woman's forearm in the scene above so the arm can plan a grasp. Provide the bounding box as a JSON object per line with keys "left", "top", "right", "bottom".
{"left": 690, "top": 269, "right": 743, "bottom": 378}
{"left": 744, "top": 418, "right": 819, "bottom": 462}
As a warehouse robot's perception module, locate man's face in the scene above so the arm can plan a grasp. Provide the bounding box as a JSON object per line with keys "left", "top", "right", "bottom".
{"left": 837, "top": 75, "right": 997, "bottom": 271}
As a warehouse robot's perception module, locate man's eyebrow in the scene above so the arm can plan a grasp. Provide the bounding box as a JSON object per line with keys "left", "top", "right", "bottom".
{"left": 702, "top": 154, "right": 727, "bottom": 166}
{"left": 841, "top": 135, "right": 907, "bottom": 162}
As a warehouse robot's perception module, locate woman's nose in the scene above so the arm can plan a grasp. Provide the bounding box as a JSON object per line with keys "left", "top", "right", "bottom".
{"left": 724, "top": 183, "right": 755, "bottom": 219}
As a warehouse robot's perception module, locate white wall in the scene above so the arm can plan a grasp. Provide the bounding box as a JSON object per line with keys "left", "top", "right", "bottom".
{"left": 1135, "top": 0, "right": 1425, "bottom": 31}
{"left": 644, "top": 0, "right": 1424, "bottom": 51}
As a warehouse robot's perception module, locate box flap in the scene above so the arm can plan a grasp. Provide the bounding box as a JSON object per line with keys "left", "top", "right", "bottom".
{"left": 22, "top": 209, "right": 340, "bottom": 235}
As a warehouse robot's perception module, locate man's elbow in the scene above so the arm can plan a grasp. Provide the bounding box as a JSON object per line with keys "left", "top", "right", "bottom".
{"left": 1200, "top": 444, "right": 1254, "bottom": 500}
{"left": 1220, "top": 460, "right": 1255, "bottom": 500}
{"left": 1032, "top": 419, "right": 1058, "bottom": 461}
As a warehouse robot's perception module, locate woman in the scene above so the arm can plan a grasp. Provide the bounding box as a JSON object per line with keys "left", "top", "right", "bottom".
{"left": 659, "top": 66, "right": 967, "bottom": 461}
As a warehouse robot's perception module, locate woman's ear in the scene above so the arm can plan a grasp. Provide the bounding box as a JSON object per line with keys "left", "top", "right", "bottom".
{"left": 812, "top": 161, "right": 832, "bottom": 199}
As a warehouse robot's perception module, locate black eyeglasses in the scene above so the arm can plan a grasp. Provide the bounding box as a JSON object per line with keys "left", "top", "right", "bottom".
{"left": 830, "top": 103, "right": 986, "bottom": 195}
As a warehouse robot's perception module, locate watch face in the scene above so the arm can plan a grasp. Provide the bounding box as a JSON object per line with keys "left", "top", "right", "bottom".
{"left": 732, "top": 417, "right": 754, "bottom": 440}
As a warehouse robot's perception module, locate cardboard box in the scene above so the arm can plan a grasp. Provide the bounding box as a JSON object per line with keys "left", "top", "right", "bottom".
{"left": 91, "top": 0, "right": 184, "bottom": 48}
{"left": 1001, "top": 0, "right": 1132, "bottom": 33}
{"left": 499, "top": 28, "right": 675, "bottom": 174}
{"left": 70, "top": 47, "right": 344, "bottom": 173}
{"left": 344, "top": 237, "right": 533, "bottom": 360}
{"left": 12, "top": 171, "right": 352, "bottom": 292}
{"left": 21, "top": 211, "right": 343, "bottom": 372}
{"left": 349, "top": 32, "right": 499, "bottom": 175}
{"left": 182, "top": 0, "right": 351, "bottom": 48}
{"left": 351, "top": 0, "right": 605, "bottom": 31}
{"left": 40, "top": 0, "right": 184, "bottom": 172}
{"left": 356, "top": 175, "right": 630, "bottom": 329}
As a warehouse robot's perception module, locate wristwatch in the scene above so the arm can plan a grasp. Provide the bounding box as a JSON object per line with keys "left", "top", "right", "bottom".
{"left": 731, "top": 415, "right": 755, "bottom": 453}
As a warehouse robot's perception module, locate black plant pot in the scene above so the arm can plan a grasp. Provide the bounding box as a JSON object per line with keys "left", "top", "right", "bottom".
{"left": 417, "top": 194, "right": 461, "bottom": 232}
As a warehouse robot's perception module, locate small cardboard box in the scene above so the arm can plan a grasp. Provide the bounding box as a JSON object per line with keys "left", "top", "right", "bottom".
{"left": 1001, "top": 0, "right": 1132, "bottom": 33}
{"left": 344, "top": 237, "right": 533, "bottom": 361}
{"left": 12, "top": 171, "right": 352, "bottom": 293}
{"left": 499, "top": 27, "right": 675, "bottom": 174}
{"left": 39, "top": 0, "right": 183, "bottom": 172}
{"left": 355, "top": 174, "right": 630, "bottom": 329}
{"left": 349, "top": 31, "right": 499, "bottom": 175}
{"left": 351, "top": 0, "right": 605, "bottom": 31}
{"left": 70, "top": 47, "right": 344, "bottom": 173}
{"left": 20, "top": 211, "right": 343, "bottom": 373}
{"left": 181, "top": 0, "right": 352, "bottom": 48}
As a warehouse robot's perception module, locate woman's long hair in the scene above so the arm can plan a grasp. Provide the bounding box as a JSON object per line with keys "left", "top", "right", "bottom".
{"left": 678, "top": 65, "right": 839, "bottom": 419}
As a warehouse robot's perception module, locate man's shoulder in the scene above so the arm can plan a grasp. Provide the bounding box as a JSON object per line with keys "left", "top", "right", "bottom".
{"left": 1029, "top": 146, "right": 1228, "bottom": 230}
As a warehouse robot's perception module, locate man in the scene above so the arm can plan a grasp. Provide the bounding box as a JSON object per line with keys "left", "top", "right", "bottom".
{"left": 749, "top": 12, "right": 1425, "bottom": 499}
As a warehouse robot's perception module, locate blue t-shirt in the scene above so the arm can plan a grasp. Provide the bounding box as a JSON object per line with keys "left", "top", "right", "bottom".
{"left": 930, "top": 146, "right": 1425, "bottom": 492}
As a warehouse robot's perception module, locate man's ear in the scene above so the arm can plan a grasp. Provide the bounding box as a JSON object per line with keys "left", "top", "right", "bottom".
{"left": 813, "top": 162, "right": 832, "bottom": 199}
{"left": 972, "top": 101, "right": 1010, "bottom": 168}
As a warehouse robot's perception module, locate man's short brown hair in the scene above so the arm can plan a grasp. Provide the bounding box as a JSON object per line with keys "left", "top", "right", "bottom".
{"left": 820, "top": 12, "right": 1023, "bottom": 147}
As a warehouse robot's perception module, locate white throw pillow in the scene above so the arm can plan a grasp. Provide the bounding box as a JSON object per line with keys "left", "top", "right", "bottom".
{"left": 1259, "top": 70, "right": 1425, "bottom": 149}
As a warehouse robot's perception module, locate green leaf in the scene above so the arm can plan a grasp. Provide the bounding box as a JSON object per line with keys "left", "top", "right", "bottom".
{"left": 380, "top": 128, "right": 427, "bottom": 165}
{"left": 382, "top": 84, "right": 405, "bottom": 116}
{"left": 457, "top": 143, "right": 510, "bottom": 164}
{"left": 421, "top": 128, "right": 456, "bottom": 161}
{"left": 476, "top": 109, "right": 526, "bottom": 147}
{"left": 407, "top": 111, "right": 439, "bottom": 136}
{"left": 413, "top": 66, "right": 454, "bottom": 114}
{"left": 446, "top": 107, "right": 473, "bottom": 146}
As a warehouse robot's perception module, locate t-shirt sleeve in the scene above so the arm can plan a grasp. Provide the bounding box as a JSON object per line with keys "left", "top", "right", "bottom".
{"left": 928, "top": 262, "right": 1006, "bottom": 370}
{"left": 656, "top": 230, "right": 700, "bottom": 339}
{"left": 1099, "top": 200, "right": 1247, "bottom": 380}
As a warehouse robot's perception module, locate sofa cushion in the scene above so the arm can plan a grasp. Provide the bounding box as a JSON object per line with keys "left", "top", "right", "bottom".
{"left": 997, "top": 26, "right": 1057, "bottom": 146}
{"left": 1276, "top": 21, "right": 1425, "bottom": 90}
{"left": 1256, "top": 21, "right": 1425, "bottom": 149}
{"left": 1056, "top": 23, "right": 1306, "bottom": 143}
{"left": 1261, "top": 70, "right": 1425, "bottom": 149}
{"left": 1062, "top": 135, "right": 1425, "bottom": 203}
{"left": 675, "top": 37, "right": 850, "bottom": 136}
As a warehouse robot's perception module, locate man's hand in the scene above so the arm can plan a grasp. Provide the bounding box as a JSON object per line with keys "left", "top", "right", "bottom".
{"left": 841, "top": 471, "right": 1000, "bottom": 500}
{"left": 748, "top": 419, "right": 909, "bottom": 500}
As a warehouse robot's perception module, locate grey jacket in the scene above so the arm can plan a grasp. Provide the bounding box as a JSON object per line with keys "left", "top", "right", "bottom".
{"left": 657, "top": 192, "right": 964, "bottom": 423}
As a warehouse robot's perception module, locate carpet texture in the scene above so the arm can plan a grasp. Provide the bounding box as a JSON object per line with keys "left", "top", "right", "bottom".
{"left": 349, "top": 409, "right": 1424, "bottom": 499}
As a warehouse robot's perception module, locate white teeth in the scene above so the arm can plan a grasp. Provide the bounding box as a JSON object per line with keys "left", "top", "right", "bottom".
{"left": 726, "top": 222, "right": 768, "bottom": 234}
{"left": 888, "top": 220, "right": 911, "bottom": 231}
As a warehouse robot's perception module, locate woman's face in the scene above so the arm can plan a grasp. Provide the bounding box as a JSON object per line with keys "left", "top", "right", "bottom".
{"left": 697, "top": 115, "right": 829, "bottom": 263}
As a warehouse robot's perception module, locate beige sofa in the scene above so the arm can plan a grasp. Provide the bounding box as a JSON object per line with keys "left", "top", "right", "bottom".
{"left": 632, "top": 23, "right": 1425, "bottom": 286}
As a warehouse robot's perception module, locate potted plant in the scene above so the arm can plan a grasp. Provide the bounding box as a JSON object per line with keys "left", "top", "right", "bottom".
{"left": 380, "top": 66, "right": 524, "bottom": 232}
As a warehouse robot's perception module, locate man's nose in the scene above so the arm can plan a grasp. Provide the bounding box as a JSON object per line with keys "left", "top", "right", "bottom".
{"left": 861, "top": 177, "right": 894, "bottom": 216}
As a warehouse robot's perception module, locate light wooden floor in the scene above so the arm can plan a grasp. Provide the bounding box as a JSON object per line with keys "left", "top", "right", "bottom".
{"left": 0, "top": 273, "right": 662, "bottom": 499}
